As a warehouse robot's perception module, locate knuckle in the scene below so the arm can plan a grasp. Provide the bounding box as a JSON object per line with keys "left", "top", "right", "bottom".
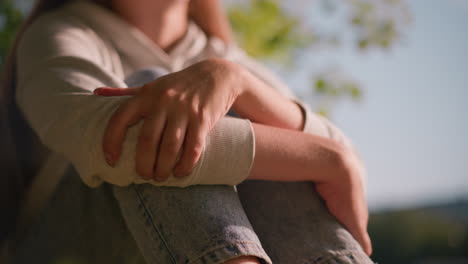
{"left": 173, "top": 128, "right": 184, "bottom": 141}
{"left": 189, "top": 104, "right": 199, "bottom": 117}
{"left": 175, "top": 94, "right": 185, "bottom": 104}
{"left": 160, "top": 88, "right": 176, "bottom": 100}
{"left": 190, "top": 141, "right": 204, "bottom": 157}
{"left": 197, "top": 108, "right": 209, "bottom": 122}
{"left": 168, "top": 135, "right": 181, "bottom": 146}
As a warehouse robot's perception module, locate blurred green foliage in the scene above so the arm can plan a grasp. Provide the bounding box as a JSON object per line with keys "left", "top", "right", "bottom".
{"left": 350, "top": 0, "right": 402, "bottom": 49}
{"left": 228, "top": 0, "right": 313, "bottom": 62}
{"left": 227, "top": 0, "right": 410, "bottom": 115}
{"left": 0, "top": 0, "right": 22, "bottom": 68}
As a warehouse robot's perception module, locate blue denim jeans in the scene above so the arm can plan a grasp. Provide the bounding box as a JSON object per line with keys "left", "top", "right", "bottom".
{"left": 15, "top": 68, "right": 373, "bottom": 264}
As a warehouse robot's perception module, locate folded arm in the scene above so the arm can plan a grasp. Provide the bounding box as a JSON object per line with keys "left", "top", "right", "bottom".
{"left": 16, "top": 17, "right": 256, "bottom": 188}
{"left": 15, "top": 16, "right": 343, "bottom": 188}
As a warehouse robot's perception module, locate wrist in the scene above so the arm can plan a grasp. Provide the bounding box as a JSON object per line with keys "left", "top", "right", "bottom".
{"left": 205, "top": 58, "right": 248, "bottom": 98}
{"left": 231, "top": 63, "right": 257, "bottom": 113}
{"left": 225, "top": 58, "right": 250, "bottom": 96}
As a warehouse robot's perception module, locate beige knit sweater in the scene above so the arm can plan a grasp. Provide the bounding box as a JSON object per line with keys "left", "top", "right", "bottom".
{"left": 16, "top": 0, "right": 359, "bottom": 189}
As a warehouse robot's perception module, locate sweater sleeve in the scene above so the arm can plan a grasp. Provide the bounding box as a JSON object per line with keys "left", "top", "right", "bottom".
{"left": 16, "top": 16, "right": 255, "bottom": 188}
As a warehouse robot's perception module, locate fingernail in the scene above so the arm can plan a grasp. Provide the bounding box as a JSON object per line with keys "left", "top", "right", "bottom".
{"left": 93, "top": 88, "right": 103, "bottom": 94}
{"left": 154, "top": 176, "right": 166, "bottom": 182}
{"left": 153, "top": 172, "right": 166, "bottom": 182}
{"left": 94, "top": 87, "right": 113, "bottom": 95}
{"left": 105, "top": 152, "right": 114, "bottom": 167}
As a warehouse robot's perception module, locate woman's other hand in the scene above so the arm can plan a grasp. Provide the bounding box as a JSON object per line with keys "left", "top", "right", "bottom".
{"left": 315, "top": 148, "right": 372, "bottom": 256}
{"left": 94, "top": 58, "right": 244, "bottom": 181}
{"left": 248, "top": 122, "right": 371, "bottom": 256}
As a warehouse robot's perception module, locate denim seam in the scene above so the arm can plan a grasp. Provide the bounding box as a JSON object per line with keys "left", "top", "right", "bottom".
{"left": 132, "top": 185, "right": 177, "bottom": 264}
{"left": 187, "top": 240, "right": 272, "bottom": 264}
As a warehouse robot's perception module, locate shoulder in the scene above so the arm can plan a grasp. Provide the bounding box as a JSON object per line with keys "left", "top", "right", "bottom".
{"left": 19, "top": 7, "right": 104, "bottom": 61}
{"left": 22, "top": 7, "right": 93, "bottom": 44}
{"left": 18, "top": 7, "right": 111, "bottom": 77}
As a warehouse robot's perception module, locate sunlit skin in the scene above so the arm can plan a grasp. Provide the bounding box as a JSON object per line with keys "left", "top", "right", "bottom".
{"left": 93, "top": 0, "right": 372, "bottom": 258}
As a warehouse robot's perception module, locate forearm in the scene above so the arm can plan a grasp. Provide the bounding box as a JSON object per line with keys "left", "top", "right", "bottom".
{"left": 225, "top": 57, "right": 365, "bottom": 179}
{"left": 247, "top": 122, "right": 345, "bottom": 183}
{"left": 231, "top": 62, "right": 305, "bottom": 131}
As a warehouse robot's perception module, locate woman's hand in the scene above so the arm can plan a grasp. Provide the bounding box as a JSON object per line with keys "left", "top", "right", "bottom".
{"left": 248, "top": 122, "right": 371, "bottom": 255}
{"left": 94, "top": 58, "right": 244, "bottom": 181}
{"left": 95, "top": 59, "right": 372, "bottom": 255}
{"left": 315, "top": 148, "right": 372, "bottom": 256}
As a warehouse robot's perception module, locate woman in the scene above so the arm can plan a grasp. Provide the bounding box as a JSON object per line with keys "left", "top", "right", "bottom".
{"left": 1, "top": 0, "right": 373, "bottom": 263}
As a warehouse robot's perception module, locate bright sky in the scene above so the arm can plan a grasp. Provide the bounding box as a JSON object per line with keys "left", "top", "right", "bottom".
{"left": 302, "top": 0, "right": 468, "bottom": 209}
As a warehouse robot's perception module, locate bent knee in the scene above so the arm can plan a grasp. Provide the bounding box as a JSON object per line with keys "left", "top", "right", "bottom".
{"left": 223, "top": 256, "right": 262, "bottom": 264}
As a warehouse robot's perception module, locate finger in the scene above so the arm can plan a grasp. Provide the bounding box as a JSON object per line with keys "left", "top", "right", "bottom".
{"left": 103, "top": 98, "right": 143, "bottom": 166}
{"left": 347, "top": 206, "right": 372, "bottom": 256}
{"left": 94, "top": 87, "right": 142, "bottom": 96}
{"left": 348, "top": 225, "right": 371, "bottom": 256}
{"left": 154, "top": 114, "right": 188, "bottom": 182}
{"left": 135, "top": 112, "right": 166, "bottom": 180}
{"left": 359, "top": 217, "right": 372, "bottom": 256}
{"left": 362, "top": 232, "right": 372, "bottom": 256}
{"left": 354, "top": 229, "right": 372, "bottom": 256}
{"left": 173, "top": 121, "right": 208, "bottom": 178}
